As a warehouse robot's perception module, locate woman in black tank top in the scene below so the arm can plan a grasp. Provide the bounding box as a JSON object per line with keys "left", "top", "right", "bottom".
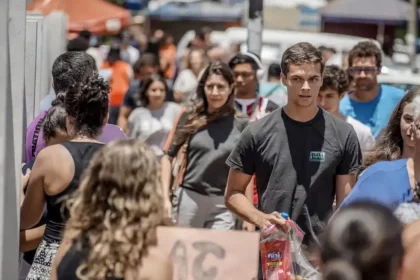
{"left": 51, "top": 140, "right": 172, "bottom": 280}
{"left": 20, "top": 73, "right": 110, "bottom": 280}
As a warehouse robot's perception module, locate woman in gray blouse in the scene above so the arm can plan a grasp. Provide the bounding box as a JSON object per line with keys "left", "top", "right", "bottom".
{"left": 160, "top": 62, "right": 248, "bottom": 229}
{"left": 128, "top": 75, "right": 181, "bottom": 158}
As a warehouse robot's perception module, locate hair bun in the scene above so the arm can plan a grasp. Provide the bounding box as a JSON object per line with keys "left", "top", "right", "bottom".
{"left": 343, "top": 220, "right": 371, "bottom": 253}
{"left": 52, "top": 92, "right": 66, "bottom": 106}
{"left": 77, "top": 73, "right": 109, "bottom": 105}
{"left": 323, "top": 260, "right": 361, "bottom": 280}
{"left": 64, "top": 72, "right": 110, "bottom": 137}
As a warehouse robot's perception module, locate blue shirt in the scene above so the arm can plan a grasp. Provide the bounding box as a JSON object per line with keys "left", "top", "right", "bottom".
{"left": 339, "top": 84, "right": 404, "bottom": 138}
{"left": 340, "top": 159, "right": 413, "bottom": 210}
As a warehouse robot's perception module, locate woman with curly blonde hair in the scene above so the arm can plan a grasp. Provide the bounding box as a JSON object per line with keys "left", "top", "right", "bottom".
{"left": 51, "top": 140, "right": 172, "bottom": 280}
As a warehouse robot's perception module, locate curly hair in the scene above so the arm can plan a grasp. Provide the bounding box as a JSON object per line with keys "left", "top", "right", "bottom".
{"left": 52, "top": 51, "right": 97, "bottom": 93}
{"left": 66, "top": 140, "right": 168, "bottom": 280}
{"left": 348, "top": 41, "right": 382, "bottom": 69}
{"left": 42, "top": 100, "right": 67, "bottom": 142}
{"left": 362, "top": 88, "right": 420, "bottom": 172}
{"left": 172, "top": 61, "right": 236, "bottom": 146}
{"left": 320, "top": 65, "right": 349, "bottom": 94}
{"left": 65, "top": 73, "right": 110, "bottom": 138}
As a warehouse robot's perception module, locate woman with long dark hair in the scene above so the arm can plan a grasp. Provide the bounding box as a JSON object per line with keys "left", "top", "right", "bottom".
{"left": 21, "top": 74, "right": 109, "bottom": 279}
{"left": 340, "top": 91, "right": 420, "bottom": 217}
{"left": 160, "top": 62, "right": 248, "bottom": 229}
{"left": 362, "top": 89, "right": 420, "bottom": 172}
{"left": 51, "top": 140, "right": 171, "bottom": 280}
{"left": 128, "top": 75, "right": 180, "bottom": 159}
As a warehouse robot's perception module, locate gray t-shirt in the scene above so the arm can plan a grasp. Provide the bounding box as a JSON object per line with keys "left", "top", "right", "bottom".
{"left": 226, "top": 108, "right": 362, "bottom": 241}
{"left": 128, "top": 102, "right": 181, "bottom": 157}
{"left": 166, "top": 114, "right": 248, "bottom": 196}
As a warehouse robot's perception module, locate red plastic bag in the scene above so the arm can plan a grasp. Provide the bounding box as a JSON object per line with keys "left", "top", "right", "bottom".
{"left": 260, "top": 216, "right": 320, "bottom": 280}
{"left": 260, "top": 224, "right": 292, "bottom": 280}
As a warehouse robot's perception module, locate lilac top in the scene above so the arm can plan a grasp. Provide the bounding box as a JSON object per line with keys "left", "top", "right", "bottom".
{"left": 25, "top": 111, "right": 128, "bottom": 163}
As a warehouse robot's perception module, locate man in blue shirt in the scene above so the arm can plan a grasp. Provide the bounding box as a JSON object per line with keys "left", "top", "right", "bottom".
{"left": 340, "top": 41, "right": 405, "bottom": 138}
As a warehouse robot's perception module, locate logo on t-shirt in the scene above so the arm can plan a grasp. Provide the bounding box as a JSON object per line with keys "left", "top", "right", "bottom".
{"left": 309, "top": 151, "right": 325, "bottom": 162}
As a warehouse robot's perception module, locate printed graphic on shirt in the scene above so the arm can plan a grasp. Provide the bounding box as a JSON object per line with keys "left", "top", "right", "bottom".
{"left": 309, "top": 151, "right": 326, "bottom": 162}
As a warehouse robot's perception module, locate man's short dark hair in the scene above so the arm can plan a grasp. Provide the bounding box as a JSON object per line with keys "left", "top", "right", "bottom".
{"left": 268, "top": 63, "right": 281, "bottom": 78}
{"left": 281, "top": 42, "right": 324, "bottom": 76}
{"left": 52, "top": 52, "right": 97, "bottom": 94}
{"left": 79, "top": 30, "right": 92, "bottom": 41}
{"left": 228, "top": 53, "right": 260, "bottom": 71}
{"left": 66, "top": 37, "right": 89, "bottom": 52}
{"left": 133, "top": 53, "right": 159, "bottom": 74}
{"left": 348, "top": 41, "right": 382, "bottom": 69}
{"left": 320, "top": 65, "right": 349, "bottom": 94}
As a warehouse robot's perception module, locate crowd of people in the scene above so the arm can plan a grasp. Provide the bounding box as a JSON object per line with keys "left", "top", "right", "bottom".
{"left": 18, "top": 26, "right": 420, "bottom": 280}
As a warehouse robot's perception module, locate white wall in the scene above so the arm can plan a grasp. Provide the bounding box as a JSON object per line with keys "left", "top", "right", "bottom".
{"left": 0, "top": 0, "right": 26, "bottom": 278}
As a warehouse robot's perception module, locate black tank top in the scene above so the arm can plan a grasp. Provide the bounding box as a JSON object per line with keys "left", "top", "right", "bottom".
{"left": 57, "top": 243, "right": 124, "bottom": 280}
{"left": 44, "top": 142, "right": 104, "bottom": 241}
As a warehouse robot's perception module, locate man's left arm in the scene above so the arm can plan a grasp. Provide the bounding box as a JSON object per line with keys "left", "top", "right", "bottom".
{"left": 335, "top": 128, "right": 362, "bottom": 207}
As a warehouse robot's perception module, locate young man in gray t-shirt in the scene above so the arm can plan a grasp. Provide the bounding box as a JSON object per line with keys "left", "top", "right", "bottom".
{"left": 225, "top": 43, "right": 362, "bottom": 246}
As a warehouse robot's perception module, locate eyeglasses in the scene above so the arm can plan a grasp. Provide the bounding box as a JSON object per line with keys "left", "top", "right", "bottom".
{"left": 348, "top": 67, "right": 378, "bottom": 74}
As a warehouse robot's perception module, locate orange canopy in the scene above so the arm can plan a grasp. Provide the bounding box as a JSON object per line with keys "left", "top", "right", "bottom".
{"left": 27, "top": 0, "right": 132, "bottom": 34}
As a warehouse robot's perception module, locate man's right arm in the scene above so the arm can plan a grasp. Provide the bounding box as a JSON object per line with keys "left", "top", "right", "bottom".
{"left": 225, "top": 127, "right": 287, "bottom": 230}
{"left": 225, "top": 169, "right": 265, "bottom": 227}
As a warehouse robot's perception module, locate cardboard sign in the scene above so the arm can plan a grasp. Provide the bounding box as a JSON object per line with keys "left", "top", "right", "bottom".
{"left": 156, "top": 226, "right": 259, "bottom": 280}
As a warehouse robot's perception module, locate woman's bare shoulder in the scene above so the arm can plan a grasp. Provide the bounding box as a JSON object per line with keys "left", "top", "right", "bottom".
{"left": 127, "top": 247, "right": 172, "bottom": 280}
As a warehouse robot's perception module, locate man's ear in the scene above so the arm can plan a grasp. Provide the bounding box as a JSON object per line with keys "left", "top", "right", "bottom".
{"left": 339, "top": 92, "right": 345, "bottom": 100}
{"left": 281, "top": 73, "right": 287, "bottom": 82}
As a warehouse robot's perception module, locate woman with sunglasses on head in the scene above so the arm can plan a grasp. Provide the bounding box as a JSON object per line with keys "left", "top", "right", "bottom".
{"left": 128, "top": 75, "right": 181, "bottom": 160}
{"left": 160, "top": 62, "right": 248, "bottom": 229}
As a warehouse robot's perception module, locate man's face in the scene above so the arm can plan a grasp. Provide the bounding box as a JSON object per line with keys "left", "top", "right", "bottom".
{"left": 317, "top": 88, "right": 342, "bottom": 114}
{"left": 282, "top": 63, "right": 323, "bottom": 108}
{"left": 232, "top": 63, "right": 257, "bottom": 96}
{"left": 348, "top": 56, "right": 379, "bottom": 91}
{"left": 139, "top": 66, "right": 158, "bottom": 80}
